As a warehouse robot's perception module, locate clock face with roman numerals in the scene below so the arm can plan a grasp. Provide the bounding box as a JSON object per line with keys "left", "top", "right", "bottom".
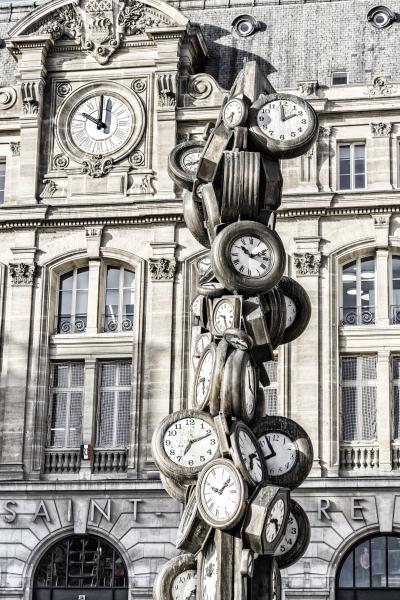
{"left": 69, "top": 94, "right": 133, "bottom": 155}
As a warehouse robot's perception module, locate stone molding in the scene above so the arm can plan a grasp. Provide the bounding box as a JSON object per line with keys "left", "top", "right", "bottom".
{"left": 294, "top": 252, "right": 322, "bottom": 276}
{"left": 21, "top": 81, "right": 44, "bottom": 116}
{"left": 367, "top": 76, "right": 395, "bottom": 97}
{"left": 370, "top": 122, "right": 392, "bottom": 137}
{"left": 9, "top": 262, "right": 36, "bottom": 286}
{"left": 148, "top": 257, "right": 176, "bottom": 281}
{"left": 0, "top": 87, "right": 17, "bottom": 111}
{"left": 82, "top": 154, "right": 113, "bottom": 178}
{"left": 158, "top": 73, "right": 176, "bottom": 108}
{"left": 39, "top": 179, "right": 57, "bottom": 199}
{"left": 318, "top": 126, "right": 331, "bottom": 141}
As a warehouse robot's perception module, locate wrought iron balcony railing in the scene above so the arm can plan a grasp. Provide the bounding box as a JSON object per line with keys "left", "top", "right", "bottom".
{"left": 339, "top": 306, "right": 376, "bottom": 326}
{"left": 56, "top": 314, "right": 87, "bottom": 334}
{"left": 103, "top": 313, "right": 134, "bottom": 333}
{"left": 391, "top": 305, "right": 400, "bottom": 324}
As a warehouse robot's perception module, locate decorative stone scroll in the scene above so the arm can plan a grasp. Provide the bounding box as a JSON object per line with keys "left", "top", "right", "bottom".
{"left": 26, "top": 4, "right": 82, "bottom": 40}
{"left": 9, "top": 263, "right": 36, "bottom": 286}
{"left": 81, "top": 154, "right": 113, "bottom": 178}
{"left": 39, "top": 180, "right": 57, "bottom": 199}
{"left": 367, "top": 76, "right": 395, "bottom": 97}
{"left": 294, "top": 252, "right": 322, "bottom": 276}
{"left": 0, "top": 87, "right": 17, "bottom": 110}
{"left": 21, "top": 81, "right": 43, "bottom": 116}
{"left": 148, "top": 257, "right": 176, "bottom": 281}
{"left": 370, "top": 122, "right": 392, "bottom": 137}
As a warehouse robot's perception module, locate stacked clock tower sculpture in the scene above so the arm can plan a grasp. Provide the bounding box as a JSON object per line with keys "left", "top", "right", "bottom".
{"left": 152, "top": 62, "right": 318, "bottom": 600}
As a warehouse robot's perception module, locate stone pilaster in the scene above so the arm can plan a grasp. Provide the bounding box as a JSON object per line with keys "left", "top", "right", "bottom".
{"left": 376, "top": 350, "right": 392, "bottom": 472}
{"left": 368, "top": 122, "right": 393, "bottom": 190}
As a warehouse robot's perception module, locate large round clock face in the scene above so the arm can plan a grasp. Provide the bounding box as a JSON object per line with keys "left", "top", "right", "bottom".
{"left": 276, "top": 511, "right": 299, "bottom": 556}
{"left": 258, "top": 432, "right": 297, "bottom": 476}
{"left": 163, "top": 416, "right": 218, "bottom": 468}
{"left": 214, "top": 301, "right": 234, "bottom": 334}
{"left": 171, "top": 569, "right": 197, "bottom": 599}
{"left": 230, "top": 235, "right": 273, "bottom": 278}
{"left": 202, "top": 540, "right": 218, "bottom": 600}
{"left": 69, "top": 94, "right": 133, "bottom": 155}
{"left": 198, "top": 460, "right": 245, "bottom": 526}
{"left": 265, "top": 498, "right": 286, "bottom": 543}
{"left": 256, "top": 98, "right": 310, "bottom": 144}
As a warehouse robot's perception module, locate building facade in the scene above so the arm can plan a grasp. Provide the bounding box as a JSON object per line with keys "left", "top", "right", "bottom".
{"left": 0, "top": 0, "right": 400, "bottom": 598}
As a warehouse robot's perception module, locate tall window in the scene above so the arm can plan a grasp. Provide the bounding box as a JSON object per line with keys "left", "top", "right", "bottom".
{"left": 47, "top": 362, "right": 84, "bottom": 448}
{"left": 0, "top": 162, "right": 5, "bottom": 204}
{"left": 96, "top": 361, "right": 131, "bottom": 447}
{"left": 264, "top": 359, "right": 278, "bottom": 415}
{"left": 104, "top": 266, "right": 135, "bottom": 332}
{"left": 341, "top": 355, "right": 377, "bottom": 442}
{"left": 391, "top": 256, "right": 400, "bottom": 324}
{"left": 57, "top": 267, "right": 89, "bottom": 334}
{"left": 341, "top": 257, "right": 375, "bottom": 325}
{"left": 338, "top": 143, "right": 366, "bottom": 190}
{"left": 392, "top": 356, "right": 400, "bottom": 439}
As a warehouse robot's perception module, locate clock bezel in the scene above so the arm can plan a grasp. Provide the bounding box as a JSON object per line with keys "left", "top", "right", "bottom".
{"left": 277, "top": 276, "right": 312, "bottom": 345}
{"left": 248, "top": 92, "right": 319, "bottom": 159}
{"left": 275, "top": 498, "right": 311, "bottom": 568}
{"left": 153, "top": 552, "right": 197, "bottom": 600}
{"left": 222, "top": 97, "right": 248, "bottom": 129}
{"left": 229, "top": 420, "right": 267, "bottom": 486}
{"left": 211, "top": 295, "right": 242, "bottom": 337}
{"left": 176, "top": 486, "right": 212, "bottom": 555}
{"left": 220, "top": 348, "right": 257, "bottom": 424}
{"left": 56, "top": 81, "right": 145, "bottom": 163}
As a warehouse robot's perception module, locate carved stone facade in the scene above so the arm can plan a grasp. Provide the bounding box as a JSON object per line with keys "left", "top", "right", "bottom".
{"left": 294, "top": 253, "right": 322, "bottom": 276}
{"left": 8, "top": 262, "right": 36, "bottom": 285}
{"left": 148, "top": 257, "right": 176, "bottom": 281}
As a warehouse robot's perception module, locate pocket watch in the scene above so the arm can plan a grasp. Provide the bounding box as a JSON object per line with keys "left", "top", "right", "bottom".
{"left": 160, "top": 472, "right": 187, "bottom": 504}
{"left": 230, "top": 421, "right": 266, "bottom": 486}
{"left": 191, "top": 294, "right": 209, "bottom": 329}
{"left": 196, "top": 458, "right": 248, "bottom": 530}
{"left": 223, "top": 327, "right": 254, "bottom": 351}
{"left": 211, "top": 221, "right": 286, "bottom": 295}
{"left": 220, "top": 349, "right": 257, "bottom": 424}
{"left": 176, "top": 487, "right": 211, "bottom": 555}
{"left": 153, "top": 553, "right": 197, "bottom": 600}
{"left": 182, "top": 190, "right": 210, "bottom": 250}
{"left": 222, "top": 97, "right": 248, "bottom": 129}
{"left": 242, "top": 296, "right": 273, "bottom": 368}
{"left": 192, "top": 332, "right": 212, "bottom": 365}
{"left": 151, "top": 409, "right": 220, "bottom": 482}
{"left": 249, "top": 92, "right": 319, "bottom": 159}
{"left": 277, "top": 276, "right": 312, "bottom": 345}
{"left": 253, "top": 416, "right": 314, "bottom": 489}
{"left": 197, "top": 280, "right": 227, "bottom": 299}
{"left": 241, "top": 482, "right": 290, "bottom": 555}
{"left": 275, "top": 499, "right": 311, "bottom": 568}
{"left": 211, "top": 296, "right": 242, "bottom": 337}
{"left": 168, "top": 140, "right": 206, "bottom": 190}
{"left": 192, "top": 341, "right": 228, "bottom": 414}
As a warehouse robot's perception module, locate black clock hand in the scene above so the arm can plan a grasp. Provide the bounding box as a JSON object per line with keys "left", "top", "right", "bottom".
{"left": 270, "top": 517, "right": 279, "bottom": 532}
{"left": 240, "top": 245, "right": 250, "bottom": 256}
{"left": 264, "top": 437, "right": 277, "bottom": 460}
{"left": 218, "top": 477, "right": 231, "bottom": 494}
{"left": 97, "top": 95, "right": 104, "bottom": 130}
{"left": 82, "top": 112, "right": 100, "bottom": 125}
{"left": 248, "top": 452, "right": 257, "bottom": 470}
{"left": 104, "top": 97, "right": 113, "bottom": 134}
{"left": 283, "top": 112, "right": 299, "bottom": 121}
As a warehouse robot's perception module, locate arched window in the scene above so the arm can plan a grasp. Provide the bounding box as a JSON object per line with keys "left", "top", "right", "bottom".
{"left": 104, "top": 266, "right": 135, "bottom": 332}
{"left": 337, "top": 534, "right": 400, "bottom": 599}
{"left": 341, "top": 256, "right": 375, "bottom": 325}
{"left": 34, "top": 534, "right": 128, "bottom": 598}
{"left": 57, "top": 267, "right": 89, "bottom": 334}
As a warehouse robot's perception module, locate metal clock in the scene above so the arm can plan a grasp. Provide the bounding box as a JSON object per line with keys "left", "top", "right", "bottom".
{"left": 176, "top": 487, "right": 211, "bottom": 555}
{"left": 229, "top": 421, "right": 266, "bottom": 486}
{"left": 198, "top": 535, "right": 219, "bottom": 600}
{"left": 183, "top": 190, "right": 210, "bottom": 250}
{"left": 277, "top": 276, "right": 312, "bottom": 345}
{"left": 275, "top": 499, "right": 311, "bottom": 568}
{"left": 253, "top": 416, "right": 314, "bottom": 489}
{"left": 261, "top": 286, "right": 287, "bottom": 349}
{"left": 153, "top": 553, "right": 197, "bottom": 600}
{"left": 222, "top": 97, "right": 248, "bottom": 129}
{"left": 249, "top": 92, "right": 319, "bottom": 158}
{"left": 211, "top": 221, "right": 286, "bottom": 295}
{"left": 160, "top": 472, "right": 187, "bottom": 504}
{"left": 151, "top": 409, "right": 220, "bottom": 482}
{"left": 223, "top": 327, "right": 254, "bottom": 351}
{"left": 211, "top": 296, "right": 242, "bottom": 337}
{"left": 192, "top": 341, "right": 228, "bottom": 414}
{"left": 196, "top": 458, "right": 248, "bottom": 530}
{"left": 220, "top": 349, "right": 257, "bottom": 424}
{"left": 168, "top": 140, "right": 206, "bottom": 190}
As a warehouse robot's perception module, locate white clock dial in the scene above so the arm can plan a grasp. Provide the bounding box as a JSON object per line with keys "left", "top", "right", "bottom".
{"left": 214, "top": 301, "right": 234, "bottom": 334}
{"left": 163, "top": 417, "right": 218, "bottom": 468}
{"left": 195, "top": 334, "right": 211, "bottom": 356}
{"left": 201, "top": 463, "right": 241, "bottom": 522}
{"left": 181, "top": 149, "right": 202, "bottom": 174}
{"left": 230, "top": 235, "right": 273, "bottom": 278}
{"left": 284, "top": 295, "right": 297, "bottom": 328}
{"left": 238, "top": 429, "right": 263, "bottom": 483}
{"left": 69, "top": 94, "right": 133, "bottom": 155}
{"left": 245, "top": 359, "right": 256, "bottom": 416}
{"left": 256, "top": 98, "right": 309, "bottom": 143}
{"left": 258, "top": 433, "right": 297, "bottom": 476}
{"left": 202, "top": 540, "right": 218, "bottom": 600}
{"left": 276, "top": 511, "right": 299, "bottom": 556}
{"left": 197, "top": 255, "right": 211, "bottom": 274}
{"left": 171, "top": 569, "right": 197, "bottom": 600}
{"left": 265, "top": 498, "right": 286, "bottom": 543}
{"left": 223, "top": 98, "right": 246, "bottom": 128}
{"left": 195, "top": 349, "right": 214, "bottom": 406}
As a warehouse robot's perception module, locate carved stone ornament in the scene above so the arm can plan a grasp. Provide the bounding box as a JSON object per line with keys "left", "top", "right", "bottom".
{"left": 297, "top": 80, "right": 318, "bottom": 96}
{"left": 9, "top": 263, "right": 36, "bottom": 286}
{"left": 10, "top": 142, "right": 20, "bottom": 157}
{"left": 57, "top": 82, "right": 72, "bottom": 97}
{"left": 294, "top": 253, "right": 322, "bottom": 276}
{"left": 148, "top": 257, "right": 176, "bottom": 281}
{"left": 141, "top": 174, "right": 156, "bottom": 193}
{"left": 21, "top": 81, "right": 43, "bottom": 116}
{"left": 367, "top": 76, "right": 395, "bottom": 97}
{"left": 129, "top": 150, "right": 145, "bottom": 167}
{"left": 0, "top": 87, "right": 17, "bottom": 110}
{"left": 26, "top": 4, "right": 82, "bottom": 39}
{"left": 177, "top": 132, "right": 190, "bottom": 144}
{"left": 40, "top": 180, "right": 57, "bottom": 199}
{"left": 370, "top": 122, "right": 392, "bottom": 137}
{"left": 158, "top": 74, "right": 176, "bottom": 108}
{"left": 81, "top": 154, "right": 113, "bottom": 177}
{"left": 131, "top": 79, "right": 147, "bottom": 93}
{"left": 53, "top": 154, "right": 70, "bottom": 170}
{"left": 188, "top": 74, "right": 214, "bottom": 100}
{"left": 318, "top": 126, "right": 331, "bottom": 141}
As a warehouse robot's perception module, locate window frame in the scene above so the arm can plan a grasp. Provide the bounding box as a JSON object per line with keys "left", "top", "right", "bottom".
{"left": 332, "top": 71, "right": 349, "bottom": 85}
{"left": 47, "top": 361, "right": 84, "bottom": 448}
{"left": 340, "top": 354, "right": 377, "bottom": 443}
{"left": 340, "top": 255, "right": 376, "bottom": 326}
{"left": 56, "top": 266, "right": 89, "bottom": 334}
{"left": 103, "top": 264, "right": 135, "bottom": 333}
{"left": 337, "top": 142, "right": 367, "bottom": 191}
{"left": 0, "top": 160, "right": 5, "bottom": 205}
{"left": 96, "top": 360, "right": 132, "bottom": 448}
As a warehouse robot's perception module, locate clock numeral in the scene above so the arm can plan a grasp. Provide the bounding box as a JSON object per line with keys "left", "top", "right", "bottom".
{"left": 114, "top": 128, "right": 126, "bottom": 141}
{"left": 298, "top": 127, "right": 303, "bottom": 133}
{"left": 118, "top": 119, "right": 130, "bottom": 128}
{"left": 280, "top": 134, "right": 285, "bottom": 140}
{"left": 291, "top": 132, "right": 296, "bottom": 137}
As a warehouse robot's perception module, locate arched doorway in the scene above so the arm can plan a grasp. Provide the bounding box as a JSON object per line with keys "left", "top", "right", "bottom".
{"left": 336, "top": 534, "right": 400, "bottom": 599}
{"left": 33, "top": 534, "right": 128, "bottom": 600}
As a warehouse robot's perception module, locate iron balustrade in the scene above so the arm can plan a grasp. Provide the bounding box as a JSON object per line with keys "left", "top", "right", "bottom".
{"left": 103, "top": 313, "right": 134, "bottom": 333}
{"left": 56, "top": 314, "right": 87, "bottom": 334}
{"left": 391, "top": 305, "right": 400, "bottom": 324}
{"left": 340, "top": 306, "right": 376, "bottom": 326}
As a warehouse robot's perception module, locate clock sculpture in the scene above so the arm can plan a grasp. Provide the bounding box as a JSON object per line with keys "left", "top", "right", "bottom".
{"left": 152, "top": 61, "right": 316, "bottom": 600}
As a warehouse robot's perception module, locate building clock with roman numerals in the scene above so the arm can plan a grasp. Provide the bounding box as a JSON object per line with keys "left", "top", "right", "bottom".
{"left": 56, "top": 81, "right": 145, "bottom": 164}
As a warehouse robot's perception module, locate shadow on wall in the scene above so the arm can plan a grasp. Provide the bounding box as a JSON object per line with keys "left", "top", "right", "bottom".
{"left": 197, "top": 24, "right": 276, "bottom": 90}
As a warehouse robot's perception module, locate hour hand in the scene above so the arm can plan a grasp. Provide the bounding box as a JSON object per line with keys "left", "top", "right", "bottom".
{"left": 82, "top": 112, "right": 99, "bottom": 125}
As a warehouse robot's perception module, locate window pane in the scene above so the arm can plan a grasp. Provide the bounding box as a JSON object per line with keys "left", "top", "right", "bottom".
{"left": 97, "top": 361, "right": 132, "bottom": 447}
{"left": 354, "top": 144, "right": 365, "bottom": 160}
{"left": 0, "top": 162, "right": 5, "bottom": 204}
{"left": 53, "top": 364, "right": 70, "bottom": 388}
{"left": 388, "top": 536, "right": 400, "bottom": 586}
{"left": 75, "top": 290, "right": 88, "bottom": 315}
{"left": 98, "top": 391, "right": 115, "bottom": 447}
{"left": 392, "top": 257, "right": 400, "bottom": 308}
{"left": 50, "top": 392, "right": 68, "bottom": 447}
{"left": 342, "top": 356, "right": 357, "bottom": 381}
{"left": 354, "top": 174, "right": 365, "bottom": 189}
{"left": 101, "top": 363, "right": 117, "bottom": 387}
{"left": 59, "top": 290, "right": 72, "bottom": 315}
{"left": 355, "top": 542, "right": 370, "bottom": 587}
{"left": 106, "top": 266, "right": 120, "bottom": 289}
{"left": 71, "top": 363, "right": 84, "bottom": 387}
{"left": 361, "top": 386, "right": 376, "bottom": 439}
{"left": 118, "top": 362, "right": 131, "bottom": 386}
{"left": 60, "top": 271, "right": 74, "bottom": 291}
{"left": 362, "top": 355, "right": 377, "bottom": 380}
{"left": 116, "top": 391, "right": 130, "bottom": 446}
{"left": 332, "top": 72, "right": 348, "bottom": 85}
{"left": 338, "top": 553, "right": 354, "bottom": 588}
{"left": 49, "top": 363, "right": 84, "bottom": 448}
{"left": 342, "top": 387, "right": 357, "bottom": 441}
{"left": 76, "top": 267, "right": 89, "bottom": 289}
{"left": 105, "top": 290, "right": 119, "bottom": 313}
{"left": 68, "top": 392, "right": 83, "bottom": 447}
{"left": 371, "top": 536, "right": 387, "bottom": 587}
{"left": 340, "top": 145, "right": 351, "bottom": 161}
{"left": 123, "top": 269, "right": 135, "bottom": 289}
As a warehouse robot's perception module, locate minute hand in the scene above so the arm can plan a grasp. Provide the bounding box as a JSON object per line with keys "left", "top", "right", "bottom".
{"left": 281, "top": 112, "right": 299, "bottom": 122}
